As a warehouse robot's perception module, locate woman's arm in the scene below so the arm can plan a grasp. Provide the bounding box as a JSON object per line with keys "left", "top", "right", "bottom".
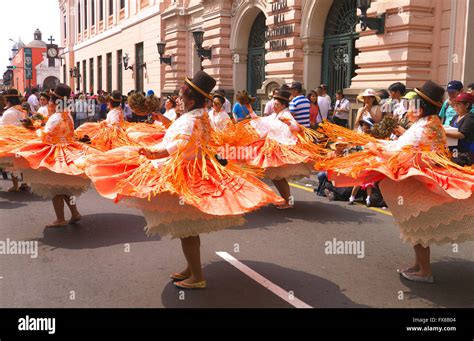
{"left": 354, "top": 108, "right": 364, "bottom": 130}
{"left": 372, "top": 106, "right": 383, "bottom": 123}
{"left": 138, "top": 147, "right": 170, "bottom": 160}
{"left": 245, "top": 104, "right": 259, "bottom": 119}
{"left": 445, "top": 131, "right": 465, "bottom": 139}
{"left": 152, "top": 112, "right": 172, "bottom": 126}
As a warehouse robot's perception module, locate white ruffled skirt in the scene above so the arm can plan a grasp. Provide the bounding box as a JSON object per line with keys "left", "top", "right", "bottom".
{"left": 21, "top": 169, "right": 90, "bottom": 199}
{"left": 123, "top": 193, "right": 246, "bottom": 239}
{"left": 379, "top": 177, "right": 474, "bottom": 247}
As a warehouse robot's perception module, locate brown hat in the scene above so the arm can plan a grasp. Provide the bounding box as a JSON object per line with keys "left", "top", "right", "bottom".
{"left": 236, "top": 90, "right": 256, "bottom": 104}
{"left": 414, "top": 80, "right": 445, "bottom": 108}
{"left": 212, "top": 93, "right": 226, "bottom": 103}
{"left": 184, "top": 70, "right": 216, "bottom": 100}
{"left": 273, "top": 89, "right": 291, "bottom": 104}
{"left": 50, "top": 83, "right": 72, "bottom": 99}
{"left": 3, "top": 88, "right": 21, "bottom": 99}
{"left": 108, "top": 90, "right": 122, "bottom": 103}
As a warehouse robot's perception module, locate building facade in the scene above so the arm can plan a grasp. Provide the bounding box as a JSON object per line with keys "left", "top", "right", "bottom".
{"left": 59, "top": 0, "right": 164, "bottom": 95}
{"left": 59, "top": 0, "right": 474, "bottom": 114}
{"left": 7, "top": 30, "right": 60, "bottom": 93}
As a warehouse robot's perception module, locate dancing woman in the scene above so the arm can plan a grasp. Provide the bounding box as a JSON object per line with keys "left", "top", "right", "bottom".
{"left": 224, "top": 90, "right": 326, "bottom": 209}
{"left": 13, "top": 84, "right": 98, "bottom": 228}
{"left": 75, "top": 90, "right": 139, "bottom": 151}
{"left": 319, "top": 81, "right": 474, "bottom": 283}
{"left": 85, "top": 71, "right": 284, "bottom": 289}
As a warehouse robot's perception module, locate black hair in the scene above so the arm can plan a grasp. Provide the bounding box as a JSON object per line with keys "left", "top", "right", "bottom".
{"left": 388, "top": 82, "right": 406, "bottom": 96}
{"left": 468, "top": 83, "right": 474, "bottom": 90}
{"left": 336, "top": 90, "right": 344, "bottom": 96}
{"left": 7, "top": 97, "right": 21, "bottom": 106}
{"left": 412, "top": 95, "right": 440, "bottom": 117}
{"left": 377, "top": 89, "right": 390, "bottom": 100}
{"left": 275, "top": 98, "right": 289, "bottom": 108}
{"left": 181, "top": 84, "right": 206, "bottom": 110}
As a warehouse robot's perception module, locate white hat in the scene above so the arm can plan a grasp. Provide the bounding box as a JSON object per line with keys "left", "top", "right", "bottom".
{"left": 357, "top": 88, "right": 381, "bottom": 103}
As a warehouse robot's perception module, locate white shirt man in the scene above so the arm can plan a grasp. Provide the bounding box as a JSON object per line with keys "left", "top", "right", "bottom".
{"left": 334, "top": 97, "right": 351, "bottom": 120}
{"left": 316, "top": 96, "right": 330, "bottom": 123}
{"left": 223, "top": 98, "right": 232, "bottom": 115}
{"left": 264, "top": 98, "right": 275, "bottom": 116}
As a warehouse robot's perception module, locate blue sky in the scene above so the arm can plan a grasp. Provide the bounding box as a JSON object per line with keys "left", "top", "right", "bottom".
{"left": 0, "top": 0, "right": 60, "bottom": 73}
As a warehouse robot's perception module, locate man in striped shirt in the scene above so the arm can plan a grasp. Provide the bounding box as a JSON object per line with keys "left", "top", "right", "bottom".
{"left": 289, "top": 81, "right": 311, "bottom": 127}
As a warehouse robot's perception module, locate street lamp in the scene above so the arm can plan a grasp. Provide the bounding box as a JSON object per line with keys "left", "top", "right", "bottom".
{"left": 69, "top": 67, "right": 81, "bottom": 90}
{"left": 156, "top": 41, "right": 172, "bottom": 66}
{"left": 123, "top": 53, "right": 134, "bottom": 71}
{"left": 192, "top": 29, "right": 212, "bottom": 60}
{"left": 357, "top": 0, "right": 385, "bottom": 34}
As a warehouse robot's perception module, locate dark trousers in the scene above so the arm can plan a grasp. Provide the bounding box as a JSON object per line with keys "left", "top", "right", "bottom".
{"left": 333, "top": 116, "right": 349, "bottom": 128}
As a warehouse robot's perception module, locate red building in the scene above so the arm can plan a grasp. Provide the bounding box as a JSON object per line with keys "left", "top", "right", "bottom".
{"left": 10, "top": 29, "right": 48, "bottom": 94}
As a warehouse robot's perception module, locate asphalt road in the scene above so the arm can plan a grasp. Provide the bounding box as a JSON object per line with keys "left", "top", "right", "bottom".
{"left": 0, "top": 177, "right": 473, "bottom": 308}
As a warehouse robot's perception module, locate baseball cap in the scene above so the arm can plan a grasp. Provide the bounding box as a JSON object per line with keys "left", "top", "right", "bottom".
{"left": 447, "top": 80, "right": 463, "bottom": 92}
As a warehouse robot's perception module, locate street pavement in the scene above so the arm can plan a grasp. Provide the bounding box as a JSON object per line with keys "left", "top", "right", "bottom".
{"left": 0, "top": 177, "right": 473, "bottom": 308}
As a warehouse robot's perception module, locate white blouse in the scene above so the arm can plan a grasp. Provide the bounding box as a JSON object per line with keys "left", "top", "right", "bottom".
{"left": 208, "top": 109, "right": 231, "bottom": 131}
{"left": 0, "top": 107, "right": 25, "bottom": 127}
{"left": 106, "top": 108, "right": 123, "bottom": 125}
{"left": 163, "top": 108, "right": 177, "bottom": 122}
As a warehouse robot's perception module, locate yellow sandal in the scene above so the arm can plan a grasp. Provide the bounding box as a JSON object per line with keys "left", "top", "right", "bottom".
{"left": 173, "top": 280, "right": 207, "bottom": 290}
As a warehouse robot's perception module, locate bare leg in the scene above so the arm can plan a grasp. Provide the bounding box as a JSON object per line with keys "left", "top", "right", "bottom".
{"left": 64, "top": 195, "right": 81, "bottom": 221}
{"left": 8, "top": 176, "right": 19, "bottom": 192}
{"left": 49, "top": 195, "right": 68, "bottom": 226}
{"left": 272, "top": 178, "right": 292, "bottom": 205}
{"left": 410, "top": 244, "right": 432, "bottom": 277}
{"left": 180, "top": 235, "right": 204, "bottom": 284}
{"left": 349, "top": 186, "right": 359, "bottom": 204}
{"left": 366, "top": 186, "right": 373, "bottom": 205}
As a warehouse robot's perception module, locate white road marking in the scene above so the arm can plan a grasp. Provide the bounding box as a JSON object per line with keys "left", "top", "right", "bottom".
{"left": 216, "top": 251, "right": 312, "bottom": 309}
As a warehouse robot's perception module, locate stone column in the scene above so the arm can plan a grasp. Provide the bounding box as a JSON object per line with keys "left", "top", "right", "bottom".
{"left": 350, "top": 0, "right": 436, "bottom": 90}
{"left": 161, "top": 5, "right": 188, "bottom": 94}
{"left": 301, "top": 36, "right": 324, "bottom": 91}
{"left": 201, "top": 0, "right": 233, "bottom": 90}
{"left": 265, "top": 0, "right": 304, "bottom": 86}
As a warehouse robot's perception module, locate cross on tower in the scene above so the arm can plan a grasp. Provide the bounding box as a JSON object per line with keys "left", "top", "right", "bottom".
{"left": 48, "top": 36, "right": 55, "bottom": 45}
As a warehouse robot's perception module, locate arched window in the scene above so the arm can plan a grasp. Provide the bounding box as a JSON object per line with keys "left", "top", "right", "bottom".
{"left": 322, "top": 0, "right": 359, "bottom": 98}
{"left": 247, "top": 12, "right": 267, "bottom": 112}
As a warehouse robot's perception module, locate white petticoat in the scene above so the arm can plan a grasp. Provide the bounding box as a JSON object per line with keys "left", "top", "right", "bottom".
{"left": 379, "top": 178, "right": 474, "bottom": 247}
{"left": 265, "top": 163, "right": 313, "bottom": 181}
{"left": 123, "top": 193, "right": 246, "bottom": 239}
{"left": 21, "top": 169, "right": 91, "bottom": 199}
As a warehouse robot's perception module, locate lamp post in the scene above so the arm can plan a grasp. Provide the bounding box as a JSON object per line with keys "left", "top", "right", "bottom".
{"left": 156, "top": 41, "right": 172, "bottom": 66}
{"left": 357, "top": 0, "right": 385, "bottom": 34}
{"left": 123, "top": 53, "right": 134, "bottom": 71}
{"left": 192, "top": 29, "right": 212, "bottom": 70}
{"left": 69, "top": 67, "right": 81, "bottom": 91}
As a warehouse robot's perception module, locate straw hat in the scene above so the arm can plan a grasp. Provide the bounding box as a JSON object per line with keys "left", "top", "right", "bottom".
{"left": 357, "top": 89, "right": 381, "bottom": 103}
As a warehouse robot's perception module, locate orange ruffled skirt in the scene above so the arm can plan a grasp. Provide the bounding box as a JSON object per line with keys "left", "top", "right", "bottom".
{"left": 76, "top": 122, "right": 140, "bottom": 151}
{"left": 85, "top": 146, "right": 285, "bottom": 238}
{"left": 0, "top": 126, "right": 38, "bottom": 170}
{"left": 320, "top": 149, "right": 474, "bottom": 246}
{"left": 13, "top": 140, "right": 97, "bottom": 199}
{"left": 222, "top": 122, "right": 325, "bottom": 180}
{"left": 125, "top": 122, "right": 166, "bottom": 146}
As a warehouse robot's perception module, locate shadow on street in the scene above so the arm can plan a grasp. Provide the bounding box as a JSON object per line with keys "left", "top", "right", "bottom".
{"left": 34, "top": 213, "right": 160, "bottom": 250}
{"left": 161, "top": 260, "right": 370, "bottom": 308}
